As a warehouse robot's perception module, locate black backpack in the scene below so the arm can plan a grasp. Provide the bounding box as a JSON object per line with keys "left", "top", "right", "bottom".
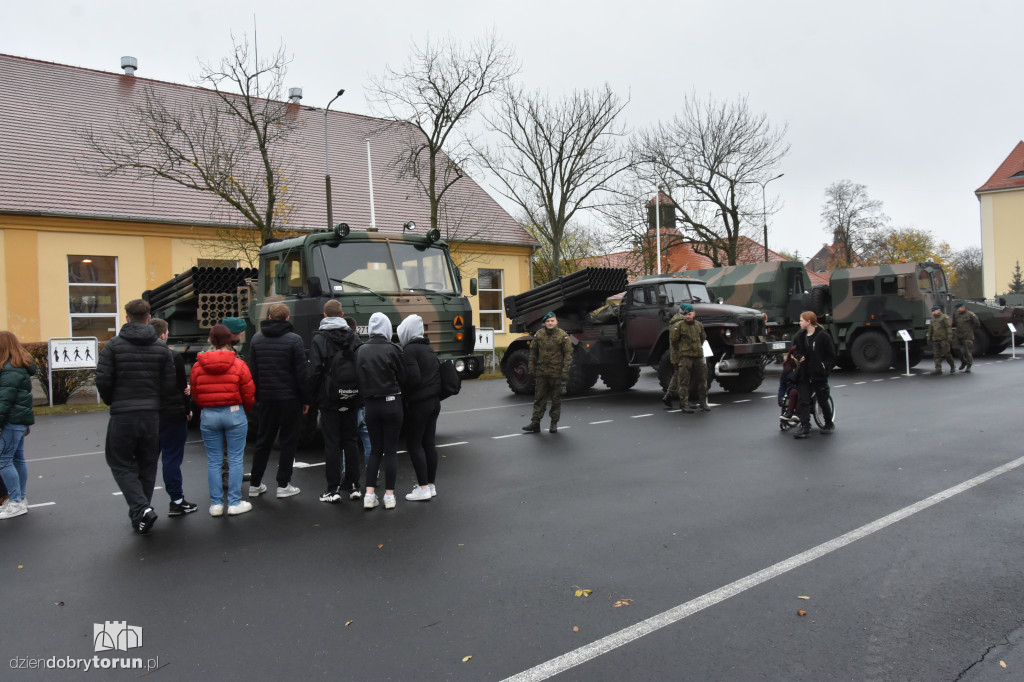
{"left": 438, "top": 359, "right": 461, "bottom": 400}
{"left": 325, "top": 337, "right": 359, "bottom": 403}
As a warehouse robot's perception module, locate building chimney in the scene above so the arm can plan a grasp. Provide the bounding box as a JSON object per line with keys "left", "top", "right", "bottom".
{"left": 288, "top": 87, "right": 303, "bottom": 104}
{"left": 120, "top": 56, "right": 138, "bottom": 76}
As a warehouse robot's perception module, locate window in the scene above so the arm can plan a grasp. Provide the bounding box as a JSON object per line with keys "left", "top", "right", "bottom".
{"left": 478, "top": 269, "right": 505, "bottom": 333}
{"left": 880, "top": 276, "right": 898, "bottom": 295}
{"left": 852, "top": 279, "right": 875, "bottom": 296}
{"left": 68, "top": 255, "right": 118, "bottom": 341}
{"left": 263, "top": 251, "right": 303, "bottom": 296}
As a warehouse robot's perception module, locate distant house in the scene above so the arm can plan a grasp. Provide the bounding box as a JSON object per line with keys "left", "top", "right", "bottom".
{"left": 805, "top": 242, "right": 862, "bottom": 274}
{"left": 976, "top": 141, "right": 1024, "bottom": 299}
{"left": 0, "top": 53, "right": 536, "bottom": 343}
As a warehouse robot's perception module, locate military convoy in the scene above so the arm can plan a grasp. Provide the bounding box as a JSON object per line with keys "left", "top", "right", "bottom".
{"left": 679, "top": 260, "right": 1021, "bottom": 371}
{"left": 499, "top": 267, "right": 786, "bottom": 396}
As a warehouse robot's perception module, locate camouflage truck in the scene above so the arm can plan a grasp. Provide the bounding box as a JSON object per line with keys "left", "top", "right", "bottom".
{"left": 144, "top": 223, "right": 484, "bottom": 438}
{"left": 679, "top": 261, "right": 956, "bottom": 372}
{"left": 956, "top": 300, "right": 1024, "bottom": 355}
{"left": 500, "top": 268, "right": 785, "bottom": 396}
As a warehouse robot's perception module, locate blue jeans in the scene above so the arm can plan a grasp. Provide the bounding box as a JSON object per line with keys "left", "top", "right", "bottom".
{"left": 358, "top": 406, "right": 371, "bottom": 467}
{"left": 159, "top": 418, "right": 189, "bottom": 501}
{"left": 200, "top": 406, "right": 248, "bottom": 506}
{"left": 0, "top": 424, "right": 27, "bottom": 502}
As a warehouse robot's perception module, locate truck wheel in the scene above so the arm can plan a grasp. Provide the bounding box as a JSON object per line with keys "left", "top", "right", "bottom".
{"left": 716, "top": 365, "right": 765, "bottom": 393}
{"left": 504, "top": 348, "right": 535, "bottom": 395}
{"left": 972, "top": 327, "right": 991, "bottom": 356}
{"left": 810, "top": 285, "right": 830, "bottom": 318}
{"left": 601, "top": 365, "right": 641, "bottom": 391}
{"left": 850, "top": 332, "right": 893, "bottom": 372}
{"left": 987, "top": 340, "right": 1009, "bottom": 355}
{"left": 565, "top": 359, "right": 596, "bottom": 395}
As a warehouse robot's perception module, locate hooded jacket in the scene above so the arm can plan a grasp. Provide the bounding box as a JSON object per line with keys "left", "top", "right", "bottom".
{"left": 95, "top": 322, "right": 175, "bottom": 414}
{"left": 307, "top": 317, "right": 363, "bottom": 409}
{"left": 793, "top": 325, "right": 836, "bottom": 381}
{"left": 398, "top": 315, "right": 440, "bottom": 403}
{"left": 0, "top": 360, "right": 36, "bottom": 428}
{"left": 356, "top": 312, "right": 406, "bottom": 397}
{"left": 248, "top": 317, "right": 309, "bottom": 403}
{"left": 190, "top": 349, "right": 256, "bottom": 412}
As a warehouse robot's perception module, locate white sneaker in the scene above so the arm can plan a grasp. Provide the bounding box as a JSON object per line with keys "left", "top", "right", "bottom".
{"left": 276, "top": 484, "right": 300, "bottom": 498}
{"left": 227, "top": 500, "right": 252, "bottom": 516}
{"left": 428, "top": 484, "right": 436, "bottom": 498}
{"left": 249, "top": 483, "right": 267, "bottom": 498}
{"left": 405, "top": 486, "right": 432, "bottom": 502}
{"left": 0, "top": 500, "right": 27, "bottom": 519}
{"left": 383, "top": 493, "right": 396, "bottom": 510}
{"left": 209, "top": 504, "right": 224, "bottom": 517}
{"left": 363, "top": 493, "right": 378, "bottom": 510}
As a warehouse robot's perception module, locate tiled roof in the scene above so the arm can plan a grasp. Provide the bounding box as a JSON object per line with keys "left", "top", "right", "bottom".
{"left": 976, "top": 141, "right": 1024, "bottom": 194}
{"left": 0, "top": 54, "right": 535, "bottom": 246}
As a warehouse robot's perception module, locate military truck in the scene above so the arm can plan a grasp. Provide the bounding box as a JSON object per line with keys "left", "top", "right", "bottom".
{"left": 500, "top": 267, "right": 785, "bottom": 396}
{"left": 144, "top": 223, "right": 484, "bottom": 437}
{"left": 681, "top": 260, "right": 958, "bottom": 372}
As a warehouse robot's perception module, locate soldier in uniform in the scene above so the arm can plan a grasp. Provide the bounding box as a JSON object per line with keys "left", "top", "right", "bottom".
{"left": 669, "top": 303, "right": 709, "bottom": 413}
{"left": 661, "top": 307, "right": 686, "bottom": 408}
{"left": 952, "top": 301, "right": 980, "bottom": 373}
{"left": 523, "top": 312, "right": 573, "bottom": 433}
{"left": 927, "top": 304, "right": 956, "bottom": 375}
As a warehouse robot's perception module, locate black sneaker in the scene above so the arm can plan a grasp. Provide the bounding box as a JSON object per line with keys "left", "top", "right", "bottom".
{"left": 793, "top": 425, "right": 811, "bottom": 439}
{"left": 819, "top": 422, "right": 835, "bottom": 434}
{"left": 348, "top": 483, "right": 362, "bottom": 500}
{"left": 135, "top": 507, "right": 158, "bottom": 535}
{"left": 168, "top": 499, "right": 198, "bottom": 516}
{"left": 319, "top": 487, "right": 343, "bottom": 503}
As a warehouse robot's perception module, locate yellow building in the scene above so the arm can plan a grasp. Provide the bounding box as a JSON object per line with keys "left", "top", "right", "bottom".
{"left": 976, "top": 141, "right": 1024, "bottom": 299}
{"left": 0, "top": 54, "right": 536, "bottom": 344}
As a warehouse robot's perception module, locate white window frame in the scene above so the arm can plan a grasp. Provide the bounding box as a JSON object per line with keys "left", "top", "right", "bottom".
{"left": 67, "top": 255, "right": 120, "bottom": 341}
{"left": 478, "top": 268, "right": 506, "bottom": 334}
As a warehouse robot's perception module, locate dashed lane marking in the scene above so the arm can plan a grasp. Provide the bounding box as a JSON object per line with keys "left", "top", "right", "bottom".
{"left": 631, "top": 414, "right": 654, "bottom": 419}
{"left": 734, "top": 399, "right": 751, "bottom": 403}
{"left": 589, "top": 420, "right": 613, "bottom": 425}
{"left": 872, "top": 379, "right": 885, "bottom": 382}
{"left": 493, "top": 433, "right": 524, "bottom": 440}
{"left": 854, "top": 381, "right": 867, "bottom": 385}
{"left": 502, "top": 453, "right": 1024, "bottom": 682}
{"left": 27, "top": 502, "right": 55, "bottom": 508}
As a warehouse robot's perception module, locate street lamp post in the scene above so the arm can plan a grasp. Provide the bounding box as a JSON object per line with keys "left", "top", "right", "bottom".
{"left": 323, "top": 89, "right": 345, "bottom": 229}
{"left": 756, "top": 173, "right": 784, "bottom": 262}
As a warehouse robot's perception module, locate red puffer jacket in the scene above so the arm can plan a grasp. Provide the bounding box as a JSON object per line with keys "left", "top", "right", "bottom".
{"left": 189, "top": 349, "right": 255, "bottom": 412}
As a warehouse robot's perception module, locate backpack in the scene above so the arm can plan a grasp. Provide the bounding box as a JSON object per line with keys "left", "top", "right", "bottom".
{"left": 325, "top": 337, "right": 359, "bottom": 403}
{"left": 438, "top": 359, "right": 461, "bottom": 400}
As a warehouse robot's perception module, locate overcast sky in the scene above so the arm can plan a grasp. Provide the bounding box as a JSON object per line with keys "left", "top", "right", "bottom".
{"left": 4, "top": 0, "right": 1022, "bottom": 258}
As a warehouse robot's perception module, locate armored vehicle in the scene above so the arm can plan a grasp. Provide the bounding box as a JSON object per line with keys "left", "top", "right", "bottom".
{"left": 144, "top": 224, "right": 484, "bottom": 439}
{"left": 680, "top": 261, "right": 960, "bottom": 372}
{"left": 500, "top": 268, "right": 785, "bottom": 396}
{"left": 955, "top": 300, "right": 1023, "bottom": 355}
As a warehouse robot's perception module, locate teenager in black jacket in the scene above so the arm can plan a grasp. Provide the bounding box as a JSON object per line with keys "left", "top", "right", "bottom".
{"left": 397, "top": 314, "right": 441, "bottom": 502}
{"left": 356, "top": 312, "right": 408, "bottom": 510}
{"left": 791, "top": 311, "right": 836, "bottom": 439}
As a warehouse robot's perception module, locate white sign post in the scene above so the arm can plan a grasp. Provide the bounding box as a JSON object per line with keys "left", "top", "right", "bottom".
{"left": 897, "top": 329, "right": 913, "bottom": 376}
{"left": 47, "top": 337, "right": 99, "bottom": 407}
{"left": 1009, "top": 323, "right": 1017, "bottom": 360}
{"left": 475, "top": 328, "right": 496, "bottom": 372}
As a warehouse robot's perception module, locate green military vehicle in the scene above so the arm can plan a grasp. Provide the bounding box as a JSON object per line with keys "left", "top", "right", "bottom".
{"left": 143, "top": 223, "right": 484, "bottom": 437}
{"left": 955, "top": 300, "right": 1023, "bottom": 355}
{"left": 680, "top": 260, "right": 957, "bottom": 372}
{"left": 500, "top": 267, "right": 785, "bottom": 396}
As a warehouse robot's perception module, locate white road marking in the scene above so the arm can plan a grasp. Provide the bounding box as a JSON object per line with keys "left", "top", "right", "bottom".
{"left": 502, "top": 453, "right": 1024, "bottom": 682}
{"left": 761, "top": 395, "right": 775, "bottom": 399}
{"left": 833, "top": 384, "right": 846, "bottom": 388}
{"left": 27, "top": 502, "right": 55, "bottom": 508}
{"left": 493, "top": 433, "right": 523, "bottom": 439}
{"left": 437, "top": 442, "right": 468, "bottom": 448}
{"left": 872, "top": 379, "right": 884, "bottom": 382}
{"left": 589, "top": 420, "right": 613, "bottom": 425}
{"left": 630, "top": 414, "right": 653, "bottom": 419}
{"left": 292, "top": 461, "right": 324, "bottom": 469}
{"left": 113, "top": 486, "right": 162, "bottom": 496}
{"left": 734, "top": 399, "right": 751, "bottom": 403}
{"left": 890, "top": 376, "right": 902, "bottom": 379}
{"left": 854, "top": 381, "right": 867, "bottom": 385}
{"left": 444, "top": 392, "right": 612, "bottom": 415}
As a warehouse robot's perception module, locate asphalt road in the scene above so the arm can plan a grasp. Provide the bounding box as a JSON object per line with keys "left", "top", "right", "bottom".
{"left": 3, "top": 356, "right": 1024, "bottom": 681}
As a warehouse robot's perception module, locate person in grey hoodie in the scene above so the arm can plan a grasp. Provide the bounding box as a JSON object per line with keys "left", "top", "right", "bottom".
{"left": 307, "top": 300, "right": 363, "bottom": 503}
{"left": 355, "top": 312, "right": 408, "bottom": 510}
{"left": 397, "top": 314, "right": 441, "bottom": 502}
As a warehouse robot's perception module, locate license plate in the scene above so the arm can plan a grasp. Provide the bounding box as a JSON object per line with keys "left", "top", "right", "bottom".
{"left": 772, "top": 341, "right": 787, "bottom": 350}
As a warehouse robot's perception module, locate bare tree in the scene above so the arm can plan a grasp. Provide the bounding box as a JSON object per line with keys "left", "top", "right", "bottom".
{"left": 820, "top": 180, "right": 889, "bottom": 267}
{"left": 523, "top": 219, "right": 608, "bottom": 286}
{"left": 81, "top": 34, "right": 298, "bottom": 262}
{"left": 632, "top": 94, "right": 789, "bottom": 266}
{"left": 601, "top": 168, "right": 689, "bottom": 277}
{"left": 479, "top": 83, "right": 629, "bottom": 280}
{"left": 366, "top": 31, "right": 519, "bottom": 250}
{"left": 950, "top": 246, "right": 983, "bottom": 299}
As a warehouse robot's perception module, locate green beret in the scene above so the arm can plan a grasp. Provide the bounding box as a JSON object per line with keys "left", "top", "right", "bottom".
{"left": 680, "top": 304, "right": 695, "bottom": 314}
{"left": 955, "top": 301, "right": 966, "bottom": 308}
{"left": 931, "top": 305, "right": 942, "bottom": 312}
{"left": 221, "top": 317, "right": 247, "bottom": 334}
{"left": 542, "top": 312, "right": 556, "bottom": 321}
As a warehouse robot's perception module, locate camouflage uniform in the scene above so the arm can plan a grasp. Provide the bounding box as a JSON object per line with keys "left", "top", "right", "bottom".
{"left": 669, "top": 317, "right": 708, "bottom": 410}
{"left": 927, "top": 312, "right": 956, "bottom": 373}
{"left": 528, "top": 326, "right": 573, "bottom": 425}
{"left": 952, "top": 309, "right": 980, "bottom": 370}
{"left": 662, "top": 312, "right": 685, "bottom": 402}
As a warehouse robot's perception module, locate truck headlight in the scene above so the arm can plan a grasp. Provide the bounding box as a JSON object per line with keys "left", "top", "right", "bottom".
{"left": 455, "top": 359, "right": 466, "bottom": 372}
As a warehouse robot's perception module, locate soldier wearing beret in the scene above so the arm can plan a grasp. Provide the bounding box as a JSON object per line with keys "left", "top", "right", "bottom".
{"left": 927, "top": 305, "right": 956, "bottom": 375}
{"left": 668, "top": 303, "right": 709, "bottom": 412}
{"left": 952, "top": 301, "right": 980, "bottom": 373}
{"left": 523, "top": 312, "right": 573, "bottom": 433}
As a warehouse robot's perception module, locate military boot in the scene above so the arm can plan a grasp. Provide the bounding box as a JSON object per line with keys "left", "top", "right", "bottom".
{"left": 930, "top": 368, "right": 942, "bottom": 375}
{"left": 549, "top": 420, "right": 558, "bottom": 433}
{"left": 661, "top": 392, "right": 674, "bottom": 408}
{"left": 958, "top": 361, "right": 966, "bottom": 370}
{"left": 522, "top": 422, "right": 540, "bottom": 433}
{"left": 964, "top": 365, "right": 972, "bottom": 373}
{"left": 698, "top": 401, "right": 711, "bottom": 412}
{"left": 681, "top": 403, "right": 695, "bottom": 413}
{"left": 948, "top": 362, "right": 957, "bottom": 374}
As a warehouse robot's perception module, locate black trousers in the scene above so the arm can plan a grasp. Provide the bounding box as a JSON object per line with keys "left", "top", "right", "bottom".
{"left": 405, "top": 397, "right": 440, "bottom": 486}
{"left": 105, "top": 411, "right": 160, "bottom": 523}
{"left": 321, "top": 406, "right": 361, "bottom": 490}
{"left": 250, "top": 399, "right": 302, "bottom": 488}
{"left": 797, "top": 378, "right": 832, "bottom": 428}
{"left": 365, "top": 396, "right": 403, "bottom": 491}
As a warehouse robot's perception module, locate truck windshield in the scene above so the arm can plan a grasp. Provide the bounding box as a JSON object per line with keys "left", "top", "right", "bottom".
{"left": 917, "top": 265, "right": 948, "bottom": 294}
{"left": 313, "top": 241, "right": 456, "bottom": 295}
{"left": 660, "top": 282, "right": 712, "bottom": 304}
